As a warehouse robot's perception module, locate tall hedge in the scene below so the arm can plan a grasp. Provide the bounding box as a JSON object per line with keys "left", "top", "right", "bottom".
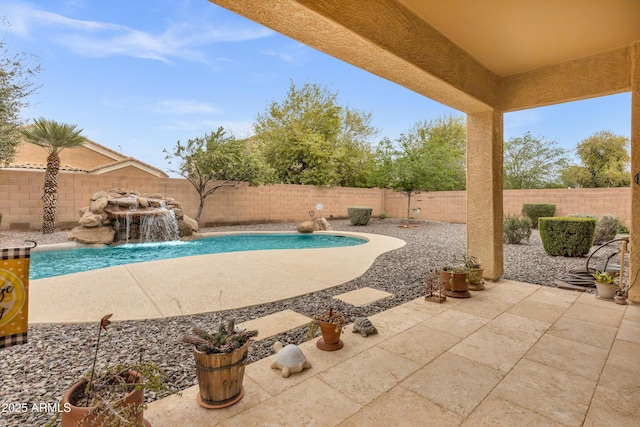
{"left": 538, "top": 216, "right": 596, "bottom": 257}
{"left": 522, "top": 203, "right": 556, "bottom": 229}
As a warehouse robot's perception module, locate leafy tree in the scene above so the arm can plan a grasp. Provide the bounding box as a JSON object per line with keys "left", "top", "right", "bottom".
{"left": 385, "top": 115, "right": 466, "bottom": 226}
{"left": 164, "top": 127, "right": 274, "bottom": 223}
{"left": 21, "top": 118, "right": 85, "bottom": 234}
{"left": 1, "top": 18, "right": 41, "bottom": 165}
{"left": 253, "top": 81, "right": 378, "bottom": 187}
{"left": 503, "top": 132, "right": 569, "bottom": 189}
{"left": 561, "top": 130, "right": 630, "bottom": 188}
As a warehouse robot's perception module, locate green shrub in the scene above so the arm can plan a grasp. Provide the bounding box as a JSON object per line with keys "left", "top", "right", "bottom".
{"left": 522, "top": 203, "right": 556, "bottom": 229}
{"left": 593, "top": 214, "right": 621, "bottom": 245}
{"left": 503, "top": 215, "right": 532, "bottom": 244}
{"left": 539, "top": 216, "right": 596, "bottom": 257}
{"left": 618, "top": 220, "right": 629, "bottom": 234}
{"left": 347, "top": 206, "right": 373, "bottom": 225}
{"left": 379, "top": 211, "right": 387, "bottom": 220}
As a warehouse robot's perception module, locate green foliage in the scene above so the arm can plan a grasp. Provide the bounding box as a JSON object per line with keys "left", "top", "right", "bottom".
{"left": 539, "top": 216, "right": 596, "bottom": 257}
{"left": 460, "top": 254, "right": 481, "bottom": 269}
{"left": 347, "top": 206, "right": 372, "bottom": 225}
{"left": 503, "top": 215, "right": 532, "bottom": 244}
{"left": 183, "top": 319, "right": 258, "bottom": 354}
{"left": 21, "top": 118, "right": 86, "bottom": 234}
{"left": 378, "top": 211, "right": 387, "bottom": 219}
{"left": 383, "top": 115, "right": 466, "bottom": 226}
{"left": 593, "top": 270, "right": 616, "bottom": 284}
{"left": 253, "top": 81, "right": 378, "bottom": 187}
{"left": 503, "top": 132, "right": 570, "bottom": 189}
{"left": 617, "top": 220, "right": 629, "bottom": 234}
{"left": 593, "top": 214, "right": 622, "bottom": 245}
{"left": 561, "top": 130, "right": 630, "bottom": 188}
{"left": 521, "top": 203, "right": 556, "bottom": 229}
{"left": 164, "top": 127, "right": 274, "bottom": 222}
{"left": 0, "top": 18, "right": 41, "bottom": 165}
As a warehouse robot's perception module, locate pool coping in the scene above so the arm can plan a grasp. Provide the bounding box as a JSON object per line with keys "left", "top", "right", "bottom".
{"left": 27, "top": 231, "right": 405, "bottom": 324}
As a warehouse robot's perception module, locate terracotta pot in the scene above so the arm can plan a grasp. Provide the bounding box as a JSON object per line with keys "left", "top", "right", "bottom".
{"left": 193, "top": 341, "right": 249, "bottom": 409}
{"left": 60, "top": 370, "right": 150, "bottom": 427}
{"left": 440, "top": 270, "right": 470, "bottom": 298}
{"left": 316, "top": 319, "right": 344, "bottom": 351}
{"left": 595, "top": 282, "right": 617, "bottom": 299}
{"left": 468, "top": 268, "right": 485, "bottom": 290}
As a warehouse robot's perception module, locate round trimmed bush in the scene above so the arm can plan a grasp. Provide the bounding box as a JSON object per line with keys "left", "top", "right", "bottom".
{"left": 522, "top": 203, "right": 556, "bottom": 229}
{"left": 538, "top": 216, "right": 596, "bottom": 257}
{"left": 503, "top": 214, "right": 532, "bottom": 244}
{"left": 347, "top": 206, "right": 372, "bottom": 226}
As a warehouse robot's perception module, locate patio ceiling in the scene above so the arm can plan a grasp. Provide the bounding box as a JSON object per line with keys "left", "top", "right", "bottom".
{"left": 398, "top": 0, "right": 640, "bottom": 77}
{"left": 208, "top": 0, "right": 640, "bottom": 113}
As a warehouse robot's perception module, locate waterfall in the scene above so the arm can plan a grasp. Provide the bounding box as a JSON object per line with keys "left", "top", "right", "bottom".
{"left": 139, "top": 209, "right": 180, "bottom": 242}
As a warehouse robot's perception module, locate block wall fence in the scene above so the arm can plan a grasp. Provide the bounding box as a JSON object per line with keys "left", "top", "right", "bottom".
{"left": 0, "top": 170, "right": 631, "bottom": 231}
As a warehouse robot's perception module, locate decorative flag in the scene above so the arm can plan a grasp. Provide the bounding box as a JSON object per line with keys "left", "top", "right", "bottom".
{"left": 0, "top": 246, "right": 30, "bottom": 349}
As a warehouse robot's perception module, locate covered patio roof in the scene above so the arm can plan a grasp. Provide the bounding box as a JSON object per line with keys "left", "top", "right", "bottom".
{"left": 208, "top": 0, "right": 640, "bottom": 302}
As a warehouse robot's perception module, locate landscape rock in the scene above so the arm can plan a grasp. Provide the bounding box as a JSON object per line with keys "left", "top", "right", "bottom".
{"left": 68, "top": 225, "right": 116, "bottom": 244}
{"left": 89, "top": 196, "right": 108, "bottom": 213}
{"left": 78, "top": 212, "right": 103, "bottom": 228}
{"left": 296, "top": 221, "right": 316, "bottom": 233}
{"left": 182, "top": 215, "right": 199, "bottom": 233}
{"left": 314, "top": 217, "right": 333, "bottom": 231}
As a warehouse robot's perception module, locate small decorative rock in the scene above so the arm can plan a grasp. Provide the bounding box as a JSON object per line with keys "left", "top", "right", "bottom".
{"left": 270, "top": 341, "right": 311, "bottom": 378}
{"left": 351, "top": 317, "right": 378, "bottom": 337}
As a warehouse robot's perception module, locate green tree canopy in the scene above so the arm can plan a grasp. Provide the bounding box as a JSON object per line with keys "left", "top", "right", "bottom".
{"left": 378, "top": 115, "right": 466, "bottom": 226}
{"left": 21, "top": 118, "right": 85, "bottom": 234}
{"left": 503, "top": 132, "right": 569, "bottom": 189}
{"left": 561, "top": 130, "right": 630, "bottom": 188}
{"left": 1, "top": 18, "right": 41, "bottom": 165}
{"left": 164, "top": 127, "right": 275, "bottom": 222}
{"left": 253, "top": 81, "right": 378, "bottom": 187}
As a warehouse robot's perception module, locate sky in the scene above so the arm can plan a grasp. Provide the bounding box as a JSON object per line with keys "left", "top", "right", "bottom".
{"left": 2, "top": 0, "right": 632, "bottom": 176}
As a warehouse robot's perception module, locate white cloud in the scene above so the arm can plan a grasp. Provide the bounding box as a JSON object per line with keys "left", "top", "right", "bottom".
{"left": 261, "top": 49, "right": 296, "bottom": 64}
{"left": 4, "top": 2, "right": 274, "bottom": 63}
{"left": 160, "top": 119, "right": 253, "bottom": 137}
{"left": 145, "top": 100, "right": 220, "bottom": 115}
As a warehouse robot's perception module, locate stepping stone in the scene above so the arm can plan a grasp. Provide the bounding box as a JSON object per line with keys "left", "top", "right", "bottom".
{"left": 238, "top": 310, "right": 312, "bottom": 341}
{"left": 333, "top": 287, "right": 394, "bottom": 307}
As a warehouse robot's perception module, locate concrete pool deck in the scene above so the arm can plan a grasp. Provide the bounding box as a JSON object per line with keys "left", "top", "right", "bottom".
{"left": 27, "top": 231, "right": 405, "bottom": 324}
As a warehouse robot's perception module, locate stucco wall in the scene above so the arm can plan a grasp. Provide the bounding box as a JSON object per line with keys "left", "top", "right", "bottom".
{"left": 0, "top": 169, "right": 631, "bottom": 231}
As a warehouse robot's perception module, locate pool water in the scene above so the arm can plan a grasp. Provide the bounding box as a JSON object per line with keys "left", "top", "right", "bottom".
{"left": 30, "top": 233, "right": 366, "bottom": 280}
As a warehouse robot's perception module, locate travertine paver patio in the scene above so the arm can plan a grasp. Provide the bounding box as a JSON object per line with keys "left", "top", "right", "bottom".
{"left": 145, "top": 280, "right": 640, "bottom": 426}
{"left": 333, "top": 286, "right": 394, "bottom": 306}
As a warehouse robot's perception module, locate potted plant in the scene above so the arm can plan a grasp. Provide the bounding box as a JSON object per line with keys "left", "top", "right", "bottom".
{"left": 462, "top": 254, "right": 484, "bottom": 290}
{"left": 307, "top": 308, "right": 346, "bottom": 351}
{"left": 183, "top": 319, "right": 258, "bottom": 409}
{"left": 593, "top": 270, "right": 619, "bottom": 300}
{"left": 60, "top": 314, "right": 165, "bottom": 427}
{"left": 440, "top": 265, "right": 471, "bottom": 298}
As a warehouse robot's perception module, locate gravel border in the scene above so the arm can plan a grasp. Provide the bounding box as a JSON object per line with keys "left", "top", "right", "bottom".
{"left": 0, "top": 218, "right": 616, "bottom": 426}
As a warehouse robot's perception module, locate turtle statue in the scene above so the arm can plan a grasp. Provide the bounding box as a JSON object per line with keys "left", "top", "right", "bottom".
{"left": 270, "top": 341, "right": 312, "bottom": 378}
{"left": 352, "top": 317, "right": 378, "bottom": 337}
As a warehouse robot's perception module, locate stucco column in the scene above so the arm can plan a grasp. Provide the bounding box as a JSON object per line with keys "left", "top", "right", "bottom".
{"left": 629, "top": 43, "right": 640, "bottom": 302}
{"left": 466, "top": 110, "right": 504, "bottom": 280}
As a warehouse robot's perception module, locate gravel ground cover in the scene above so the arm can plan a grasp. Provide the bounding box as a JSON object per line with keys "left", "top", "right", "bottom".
{"left": 0, "top": 218, "right": 610, "bottom": 426}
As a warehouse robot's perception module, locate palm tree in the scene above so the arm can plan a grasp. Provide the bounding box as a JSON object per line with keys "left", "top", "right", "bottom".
{"left": 21, "top": 118, "right": 85, "bottom": 234}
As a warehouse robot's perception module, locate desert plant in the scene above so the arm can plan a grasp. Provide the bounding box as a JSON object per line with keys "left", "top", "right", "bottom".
{"left": 379, "top": 211, "right": 387, "bottom": 219}
{"left": 593, "top": 270, "right": 617, "bottom": 284}
{"left": 347, "top": 206, "right": 373, "bottom": 225}
{"left": 183, "top": 319, "right": 258, "bottom": 354}
{"left": 539, "top": 216, "right": 596, "bottom": 257}
{"left": 593, "top": 214, "right": 621, "bottom": 245}
{"left": 59, "top": 314, "right": 168, "bottom": 427}
{"left": 503, "top": 214, "right": 532, "bottom": 244}
{"left": 522, "top": 203, "right": 556, "bottom": 229}
{"left": 307, "top": 308, "right": 346, "bottom": 339}
{"left": 460, "top": 254, "right": 481, "bottom": 269}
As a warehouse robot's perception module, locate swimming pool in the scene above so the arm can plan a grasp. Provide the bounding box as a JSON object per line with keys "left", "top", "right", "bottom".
{"left": 30, "top": 233, "right": 366, "bottom": 280}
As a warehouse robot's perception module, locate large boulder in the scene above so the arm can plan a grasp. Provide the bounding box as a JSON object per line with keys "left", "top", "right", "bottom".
{"left": 79, "top": 212, "right": 104, "bottom": 228}
{"left": 182, "top": 214, "right": 199, "bottom": 233}
{"left": 297, "top": 221, "right": 317, "bottom": 233}
{"left": 90, "top": 196, "right": 108, "bottom": 213}
{"left": 314, "top": 217, "right": 333, "bottom": 231}
{"left": 68, "top": 225, "right": 116, "bottom": 244}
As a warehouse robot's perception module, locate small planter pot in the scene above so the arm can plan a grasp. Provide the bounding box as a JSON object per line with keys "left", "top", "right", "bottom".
{"left": 440, "top": 270, "right": 470, "bottom": 298}
{"left": 60, "top": 370, "right": 150, "bottom": 427}
{"left": 193, "top": 341, "right": 250, "bottom": 409}
{"left": 316, "top": 320, "right": 344, "bottom": 351}
{"left": 595, "top": 282, "right": 618, "bottom": 299}
{"left": 468, "top": 268, "right": 485, "bottom": 291}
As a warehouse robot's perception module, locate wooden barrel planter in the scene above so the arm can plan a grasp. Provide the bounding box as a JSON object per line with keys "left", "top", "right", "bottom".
{"left": 60, "top": 370, "right": 150, "bottom": 427}
{"left": 193, "top": 341, "right": 250, "bottom": 409}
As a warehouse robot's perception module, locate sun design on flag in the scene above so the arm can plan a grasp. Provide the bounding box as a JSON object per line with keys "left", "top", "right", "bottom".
{"left": 0, "top": 270, "right": 25, "bottom": 328}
